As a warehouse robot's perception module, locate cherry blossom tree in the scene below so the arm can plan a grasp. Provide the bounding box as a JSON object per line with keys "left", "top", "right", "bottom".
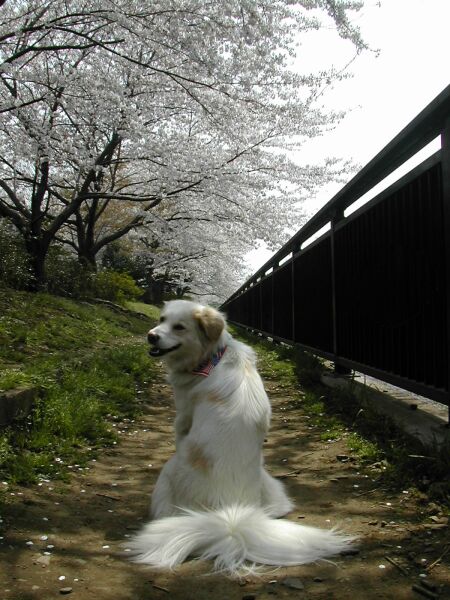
{"left": 128, "top": 153, "right": 356, "bottom": 301}
{"left": 0, "top": 0, "right": 366, "bottom": 291}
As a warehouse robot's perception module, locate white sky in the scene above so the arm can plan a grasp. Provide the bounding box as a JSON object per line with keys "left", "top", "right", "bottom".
{"left": 246, "top": 0, "right": 450, "bottom": 270}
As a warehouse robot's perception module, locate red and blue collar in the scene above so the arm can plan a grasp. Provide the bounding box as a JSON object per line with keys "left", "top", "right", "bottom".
{"left": 192, "top": 346, "right": 227, "bottom": 377}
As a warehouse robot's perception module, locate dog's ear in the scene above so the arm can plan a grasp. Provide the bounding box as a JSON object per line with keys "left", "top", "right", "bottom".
{"left": 194, "top": 307, "right": 225, "bottom": 342}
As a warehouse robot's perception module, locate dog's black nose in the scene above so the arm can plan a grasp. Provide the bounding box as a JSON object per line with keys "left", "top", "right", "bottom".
{"left": 147, "top": 332, "right": 159, "bottom": 345}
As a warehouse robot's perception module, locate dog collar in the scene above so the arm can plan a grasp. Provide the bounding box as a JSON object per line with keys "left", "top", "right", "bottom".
{"left": 192, "top": 346, "right": 227, "bottom": 377}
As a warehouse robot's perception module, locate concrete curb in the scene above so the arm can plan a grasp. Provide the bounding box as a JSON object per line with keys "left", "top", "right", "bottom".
{"left": 322, "top": 373, "right": 449, "bottom": 449}
{"left": 0, "top": 387, "right": 39, "bottom": 427}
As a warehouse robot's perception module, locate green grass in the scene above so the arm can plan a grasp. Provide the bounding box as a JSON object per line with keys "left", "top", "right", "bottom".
{"left": 0, "top": 285, "right": 160, "bottom": 484}
{"left": 126, "top": 300, "right": 161, "bottom": 321}
{"left": 0, "top": 288, "right": 153, "bottom": 390}
{"left": 229, "top": 327, "right": 297, "bottom": 387}
{"left": 346, "top": 432, "right": 383, "bottom": 463}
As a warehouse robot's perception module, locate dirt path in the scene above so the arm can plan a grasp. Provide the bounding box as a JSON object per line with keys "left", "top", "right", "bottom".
{"left": 1, "top": 365, "right": 449, "bottom": 600}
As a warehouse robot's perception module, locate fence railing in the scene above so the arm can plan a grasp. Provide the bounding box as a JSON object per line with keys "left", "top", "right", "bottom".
{"left": 221, "top": 84, "right": 450, "bottom": 407}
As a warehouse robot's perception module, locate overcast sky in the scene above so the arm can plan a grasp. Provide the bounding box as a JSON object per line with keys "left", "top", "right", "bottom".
{"left": 247, "top": 0, "right": 450, "bottom": 269}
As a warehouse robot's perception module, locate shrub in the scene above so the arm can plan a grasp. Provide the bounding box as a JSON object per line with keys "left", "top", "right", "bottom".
{"left": 45, "top": 246, "right": 93, "bottom": 298}
{"left": 0, "top": 223, "right": 93, "bottom": 297}
{"left": 0, "top": 220, "right": 31, "bottom": 289}
{"left": 40, "top": 246, "right": 144, "bottom": 304}
{"left": 0, "top": 221, "right": 144, "bottom": 305}
{"left": 91, "top": 269, "right": 143, "bottom": 304}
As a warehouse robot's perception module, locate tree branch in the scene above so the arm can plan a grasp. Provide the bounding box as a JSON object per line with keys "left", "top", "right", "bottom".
{"left": 47, "top": 131, "right": 122, "bottom": 238}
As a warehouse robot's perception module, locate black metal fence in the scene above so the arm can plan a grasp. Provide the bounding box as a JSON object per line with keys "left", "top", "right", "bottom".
{"left": 221, "top": 85, "right": 450, "bottom": 407}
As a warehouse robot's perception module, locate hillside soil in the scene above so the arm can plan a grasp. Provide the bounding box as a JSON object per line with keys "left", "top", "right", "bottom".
{"left": 1, "top": 361, "right": 449, "bottom": 600}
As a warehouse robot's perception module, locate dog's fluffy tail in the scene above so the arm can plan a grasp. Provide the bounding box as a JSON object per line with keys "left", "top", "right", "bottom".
{"left": 128, "top": 504, "right": 356, "bottom": 575}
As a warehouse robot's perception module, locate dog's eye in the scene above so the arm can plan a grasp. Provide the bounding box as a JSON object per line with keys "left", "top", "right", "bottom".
{"left": 159, "top": 316, "right": 166, "bottom": 323}
{"left": 173, "top": 323, "right": 185, "bottom": 331}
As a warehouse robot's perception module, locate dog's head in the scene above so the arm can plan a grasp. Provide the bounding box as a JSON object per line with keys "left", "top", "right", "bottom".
{"left": 147, "top": 300, "right": 226, "bottom": 372}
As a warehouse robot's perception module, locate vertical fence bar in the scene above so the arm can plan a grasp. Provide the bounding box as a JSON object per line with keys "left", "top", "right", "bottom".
{"left": 441, "top": 117, "right": 450, "bottom": 420}
{"left": 330, "top": 213, "right": 338, "bottom": 360}
{"left": 271, "top": 264, "right": 277, "bottom": 336}
{"left": 331, "top": 210, "right": 351, "bottom": 375}
{"left": 291, "top": 254, "right": 296, "bottom": 341}
{"left": 259, "top": 280, "right": 262, "bottom": 332}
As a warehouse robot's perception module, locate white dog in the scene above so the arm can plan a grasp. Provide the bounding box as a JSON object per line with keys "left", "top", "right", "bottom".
{"left": 129, "top": 300, "right": 355, "bottom": 574}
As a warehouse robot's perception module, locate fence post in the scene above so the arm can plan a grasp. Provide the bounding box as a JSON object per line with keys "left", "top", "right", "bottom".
{"left": 271, "top": 262, "right": 278, "bottom": 335}
{"left": 441, "top": 117, "right": 450, "bottom": 420}
{"left": 331, "top": 209, "right": 352, "bottom": 376}
{"left": 259, "top": 280, "right": 262, "bottom": 331}
{"left": 291, "top": 251, "right": 296, "bottom": 342}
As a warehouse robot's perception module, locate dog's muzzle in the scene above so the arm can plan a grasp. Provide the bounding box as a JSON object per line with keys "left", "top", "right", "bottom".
{"left": 147, "top": 332, "right": 181, "bottom": 358}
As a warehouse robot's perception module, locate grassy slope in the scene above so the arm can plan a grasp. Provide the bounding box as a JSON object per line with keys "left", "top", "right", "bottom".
{"left": 0, "top": 287, "right": 159, "bottom": 484}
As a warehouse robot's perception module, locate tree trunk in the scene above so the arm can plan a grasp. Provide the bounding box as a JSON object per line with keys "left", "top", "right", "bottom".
{"left": 142, "top": 280, "right": 165, "bottom": 305}
{"left": 77, "top": 249, "right": 97, "bottom": 272}
{"left": 24, "top": 237, "right": 48, "bottom": 291}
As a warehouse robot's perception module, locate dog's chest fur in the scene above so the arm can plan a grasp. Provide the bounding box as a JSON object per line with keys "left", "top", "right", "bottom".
{"left": 170, "top": 339, "right": 271, "bottom": 461}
